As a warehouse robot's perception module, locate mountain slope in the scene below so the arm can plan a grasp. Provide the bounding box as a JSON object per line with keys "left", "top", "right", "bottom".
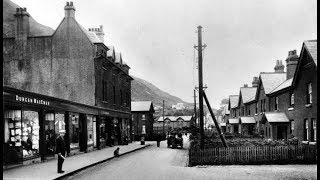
{"left": 131, "top": 76, "right": 189, "bottom": 108}
{"left": 3, "top": 0, "right": 54, "bottom": 37}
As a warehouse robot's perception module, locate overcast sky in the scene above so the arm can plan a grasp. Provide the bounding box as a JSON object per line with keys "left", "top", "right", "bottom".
{"left": 11, "top": 0, "right": 317, "bottom": 109}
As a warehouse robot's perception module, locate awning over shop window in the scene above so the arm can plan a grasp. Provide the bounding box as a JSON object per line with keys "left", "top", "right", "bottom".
{"left": 240, "top": 117, "right": 256, "bottom": 124}
{"left": 261, "top": 112, "right": 290, "bottom": 124}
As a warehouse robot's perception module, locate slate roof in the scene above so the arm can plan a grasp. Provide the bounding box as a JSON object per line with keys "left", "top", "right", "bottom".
{"left": 115, "top": 53, "right": 122, "bottom": 63}
{"left": 260, "top": 72, "right": 287, "bottom": 95}
{"left": 229, "top": 95, "right": 239, "bottom": 108}
{"left": 107, "top": 46, "right": 115, "bottom": 58}
{"left": 157, "top": 116, "right": 192, "bottom": 122}
{"left": 304, "top": 40, "right": 317, "bottom": 66}
{"left": 262, "top": 112, "right": 290, "bottom": 123}
{"left": 239, "top": 117, "right": 256, "bottom": 124}
{"left": 228, "top": 118, "right": 239, "bottom": 124}
{"left": 74, "top": 23, "right": 102, "bottom": 44}
{"left": 269, "top": 78, "right": 293, "bottom": 94}
{"left": 131, "top": 101, "right": 154, "bottom": 112}
{"left": 240, "top": 87, "right": 257, "bottom": 104}
{"left": 222, "top": 104, "right": 230, "bottom": 115}
{"left": 177, "top": 116, "right": 193, "bottom": 121}
{"left": 247, "top": 95, "right": 255, "bottom": 103}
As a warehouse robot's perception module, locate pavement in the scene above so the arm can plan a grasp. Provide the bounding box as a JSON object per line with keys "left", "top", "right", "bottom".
{"left": 3, "top": 141, "right": 152, "bottom": 180}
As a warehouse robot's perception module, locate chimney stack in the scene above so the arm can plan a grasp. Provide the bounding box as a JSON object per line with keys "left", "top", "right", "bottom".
{"left": 64, "top": 1, "right": 76, "bottom": 18}
{"left": 274, "top": 60, "right": 284, "bottom": 73}
{"left": 286, "top": 50, "right": 299, "bottom": 79}
{"left": 243, "top": 84, "right": 248, "bottom": 88}
{"left": 14, "top": 7, "right": 30, "bottom": 39}
{"left": 88, "top": 25, "right": 105, "bottom": 43}
{"left": 252, "top": 76, "right": 259, "bottom": 87}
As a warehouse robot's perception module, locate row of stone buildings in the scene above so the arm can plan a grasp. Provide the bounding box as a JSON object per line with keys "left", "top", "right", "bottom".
{"left": 221, "top": 40, "right": 317, "bottom": 143}
{"left": 3, "top": 1, "right": 133, "bottom": 167}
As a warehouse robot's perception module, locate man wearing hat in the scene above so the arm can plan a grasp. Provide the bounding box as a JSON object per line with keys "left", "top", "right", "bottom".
{"left": 55, "top": 129, "right": 66, "bottom": 173}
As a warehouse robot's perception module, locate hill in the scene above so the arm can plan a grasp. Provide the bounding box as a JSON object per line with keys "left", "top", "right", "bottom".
{"left": 3, "top": 0, "right": 54, "bottom": 37}
{"left": 131, "top": 76, "right": 191, "bottom": 108}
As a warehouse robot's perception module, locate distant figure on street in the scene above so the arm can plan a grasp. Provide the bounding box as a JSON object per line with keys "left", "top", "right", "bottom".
{"left": 55, "top": 129, "right": 66, "bottom": 173}
{"left": 156, "top": 134, "right": 161, "bottom": 147}
{"left": 114, "top": 147, "right": 120, "bottom": 157}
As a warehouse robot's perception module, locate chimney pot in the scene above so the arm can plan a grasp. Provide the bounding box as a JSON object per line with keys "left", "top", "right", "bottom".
{"left": 65, "top": 1, "right": 75, "bottom": 18}
{"left": 286, "top": 49, "right": 299, "bottom": 79}
{"left": 244, "top": 84, "right": 248, "bottom": 87}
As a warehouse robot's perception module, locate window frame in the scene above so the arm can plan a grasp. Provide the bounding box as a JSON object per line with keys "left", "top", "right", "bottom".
{"left": 290, "top": 120, "right": 294, "bottom": 135}
{"left": 289, "top": 92, "right": 294, "bottom": 107}
{"left": 275, "top": 96, "right": 278, "bottom": 110}
{"left": 307, "top": 82, "right": 312, "bottom": 104}
{"left": 304, "top": 119, "right": 309, "bottom": 141}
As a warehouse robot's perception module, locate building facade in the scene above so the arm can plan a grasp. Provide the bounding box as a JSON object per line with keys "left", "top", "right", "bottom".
{"left": 3, "top": 2, "right": 133, "bottom": 167}
{"left": 223, "top": 40, "right": 317, "bottom": 142}
{"left": 154, "top": 116, "right": 193, "bottom": 134}
{"left": 291, "top": 41, "right": 317, "bottom": 142}
{"left": 131, "top": 101, "right": 155, "bottom": 140}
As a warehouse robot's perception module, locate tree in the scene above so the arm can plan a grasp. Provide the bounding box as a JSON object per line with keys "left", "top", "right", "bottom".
{"left": 220, "top": 98, "right": 229, "bottom": 106}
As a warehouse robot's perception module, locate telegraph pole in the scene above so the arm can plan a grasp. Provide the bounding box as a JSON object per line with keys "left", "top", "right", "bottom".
{"left": 193, "top": 89, "right": 197, "bottom": 127}
{"left": 194, "top": 26, "right": 206, "bottom": 150}
{"left": 162, "top": 100, "right": 165, "bottom": 135}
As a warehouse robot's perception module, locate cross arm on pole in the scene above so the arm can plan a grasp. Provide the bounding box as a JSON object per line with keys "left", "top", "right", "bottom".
{"left": 202, "top": 44, "right": 207, "bottom": 51}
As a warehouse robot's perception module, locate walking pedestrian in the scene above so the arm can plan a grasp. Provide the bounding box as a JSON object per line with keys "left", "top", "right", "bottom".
{"left": 156, "top": 133, "right": 161, "bottom": 147}
{"left": 55, "top": 129, "right": 66, "bottom": 173}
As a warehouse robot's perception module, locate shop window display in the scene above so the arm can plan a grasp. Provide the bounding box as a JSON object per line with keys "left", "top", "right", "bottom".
{"left": 100, "top": 117, "right": 106, "bottom": 142}
{"left": 21, "top": 111, "right": 40, "bottom": 159}
{"left": 87, "top": 115, "right": 94, "bottom": 146}
{"left": 69, "top": 113, "right": 79, "bottom": 149}
{"left": 55, "top": 113, "right": 65, "bottom": 136}
{"left": 45, "top": 113, "right": 55, "bottom": 155}
{"left": 4, "top": 110, "right": 23, "bottom": 164}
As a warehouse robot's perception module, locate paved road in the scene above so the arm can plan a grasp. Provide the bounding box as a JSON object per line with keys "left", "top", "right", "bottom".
{"left": 64, "top": 136, "right": 317, "bottom": 180}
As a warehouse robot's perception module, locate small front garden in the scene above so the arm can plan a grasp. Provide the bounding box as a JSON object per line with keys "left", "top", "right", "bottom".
{"left": 188, "top": 129, "right": 316, "bottom": 166}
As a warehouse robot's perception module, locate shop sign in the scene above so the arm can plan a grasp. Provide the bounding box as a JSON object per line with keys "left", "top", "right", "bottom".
{"left": 15, "top": 95, "right": 50, "bottom": 106}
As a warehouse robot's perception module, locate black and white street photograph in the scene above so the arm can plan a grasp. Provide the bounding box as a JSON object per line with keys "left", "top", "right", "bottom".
{"left": 2, "top": 0, "right": 317, "bottom": 179}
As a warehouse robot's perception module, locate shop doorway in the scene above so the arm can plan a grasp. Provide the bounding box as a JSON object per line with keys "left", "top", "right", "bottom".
{"left": 44, "top": 113, "right": 55, "bottom": 158}
{"left": 93, "top": 118, "right": 97, "bottom": 148}
{"left": 79, "top": 114, "right": 87, "bottom": 152}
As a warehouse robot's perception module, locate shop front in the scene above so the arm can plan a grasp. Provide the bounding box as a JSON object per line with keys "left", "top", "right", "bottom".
{"left": 98, "top": 110, "right": 131, "bottom": 148}
{"left": 3, "top": 87, "right": 99, "bottom": 167}
{"left": 3, "top": 86, "right": 132, "bottom": 167}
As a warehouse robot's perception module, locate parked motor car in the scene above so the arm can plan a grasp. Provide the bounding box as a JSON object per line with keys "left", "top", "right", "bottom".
{"left": 167, "top": 132, "right": 183, "bottom": 149}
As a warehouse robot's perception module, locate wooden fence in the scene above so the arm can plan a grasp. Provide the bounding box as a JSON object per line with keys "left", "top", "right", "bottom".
{"left": 189, "top": 145, "right": 317, "bottom": 166}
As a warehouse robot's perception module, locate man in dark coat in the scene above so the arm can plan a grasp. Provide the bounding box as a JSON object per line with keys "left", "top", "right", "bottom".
{"left": 55, "top": 130, "right": 66, "bottom": 173}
